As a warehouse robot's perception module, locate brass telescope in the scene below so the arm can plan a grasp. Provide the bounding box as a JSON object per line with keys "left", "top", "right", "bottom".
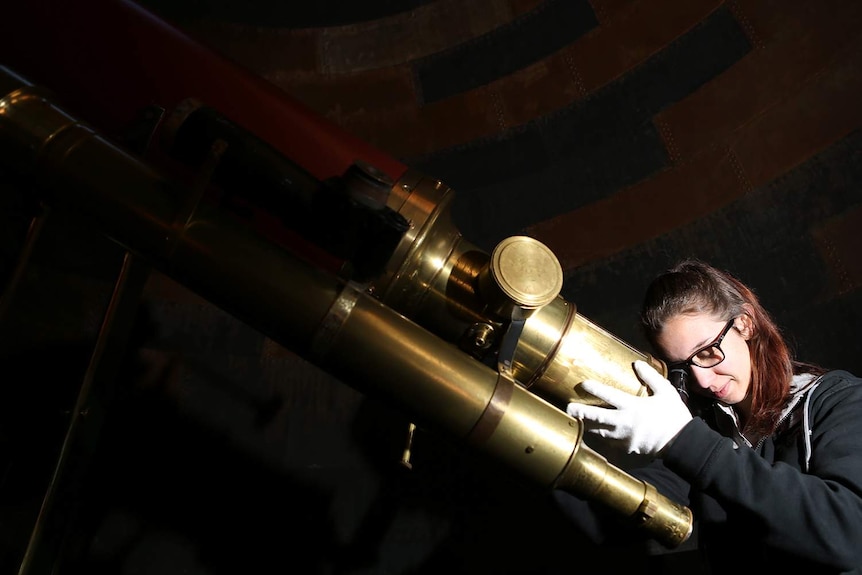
{"left": 0, "top": 65, "right": 693, "bottom": 548}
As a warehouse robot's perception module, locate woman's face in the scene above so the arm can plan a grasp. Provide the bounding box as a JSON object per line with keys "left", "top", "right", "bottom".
{"left": 656, "top": 312, "right": 752, "bottom": 406}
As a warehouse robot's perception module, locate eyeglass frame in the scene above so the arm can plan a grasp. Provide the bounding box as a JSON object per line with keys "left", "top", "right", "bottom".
{"left": 665, "top": 317, "right": 737, "bottom": 403}
{"left": 666, "top": 317, "right": 737, "bottom": 372}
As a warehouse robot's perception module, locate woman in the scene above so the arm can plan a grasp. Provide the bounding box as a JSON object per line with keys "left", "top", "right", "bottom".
{"left": 557, "top": 259, "right": 862, "bottom": 573}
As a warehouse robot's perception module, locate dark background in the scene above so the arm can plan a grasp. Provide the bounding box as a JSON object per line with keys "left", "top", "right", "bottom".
{"left": 1, "top": 0, "right": 861, "bottom": 573}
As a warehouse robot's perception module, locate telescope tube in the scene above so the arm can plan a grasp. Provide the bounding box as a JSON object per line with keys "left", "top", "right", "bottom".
{"left": 0, "top": 65, "right": 692, "bottom": 548}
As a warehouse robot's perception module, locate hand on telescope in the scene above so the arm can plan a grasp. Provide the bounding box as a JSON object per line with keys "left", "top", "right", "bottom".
{"left": 566, "top": 360, "right": 692, "bottom": 457}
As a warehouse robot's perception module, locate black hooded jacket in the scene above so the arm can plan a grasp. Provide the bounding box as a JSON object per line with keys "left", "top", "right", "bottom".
{"left": 553, "top": 369, "right": 862, "bottom": 574}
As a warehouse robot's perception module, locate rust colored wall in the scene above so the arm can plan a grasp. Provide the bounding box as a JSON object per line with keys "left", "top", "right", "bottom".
{"left": 183, "top": 0, "right": 862, "bottom": 359}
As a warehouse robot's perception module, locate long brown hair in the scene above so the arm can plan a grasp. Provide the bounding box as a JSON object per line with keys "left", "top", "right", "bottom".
{"left": 640, "top": 259, "right": 824, "bottom": 437}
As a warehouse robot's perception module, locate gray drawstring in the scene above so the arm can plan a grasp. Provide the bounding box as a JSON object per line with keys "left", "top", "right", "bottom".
{"left": 802, "top": 381, "right": 822, "bottom": 472}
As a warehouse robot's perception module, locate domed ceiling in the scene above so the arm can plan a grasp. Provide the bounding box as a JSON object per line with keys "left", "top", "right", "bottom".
{"left": 162, "top": 0, "right": 862, "bottom": 355}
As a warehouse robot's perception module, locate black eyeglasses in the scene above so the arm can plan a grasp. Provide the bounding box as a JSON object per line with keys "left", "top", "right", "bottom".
{"left": 666, "top": 318, "right": 737, "bottom": 403}
{"left": 667, "top": 318, "right": 737, "bottom": 371}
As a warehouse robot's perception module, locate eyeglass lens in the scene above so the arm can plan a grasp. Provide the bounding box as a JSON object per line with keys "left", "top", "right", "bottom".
{"left": 671, "top": 318, "right": 735, "bottom": 370}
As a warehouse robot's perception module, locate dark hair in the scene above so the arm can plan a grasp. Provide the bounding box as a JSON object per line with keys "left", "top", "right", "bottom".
{"left": 640, "top": 259, "right": 824, "bottom": 437}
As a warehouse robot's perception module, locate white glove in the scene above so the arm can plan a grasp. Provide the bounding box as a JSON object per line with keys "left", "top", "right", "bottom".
{"left": 566, "top": 360, "right": 692, "bottom": 457}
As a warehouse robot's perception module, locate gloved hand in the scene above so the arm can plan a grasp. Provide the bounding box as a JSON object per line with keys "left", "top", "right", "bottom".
{"left": 566, "top": 360, "right": 692, "bottom": 457}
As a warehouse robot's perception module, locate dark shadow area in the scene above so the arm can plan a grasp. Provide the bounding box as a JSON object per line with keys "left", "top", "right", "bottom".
{"left": 67, "top": 350, "right": 343, "bottom": 574}
{"left": 0, "top": 342, "right": 95, "bottom": 574}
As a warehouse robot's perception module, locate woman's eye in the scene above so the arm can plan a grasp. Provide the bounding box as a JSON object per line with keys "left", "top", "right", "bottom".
{"left": 695, "top": 347, "right": 718, "bottom": 361}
